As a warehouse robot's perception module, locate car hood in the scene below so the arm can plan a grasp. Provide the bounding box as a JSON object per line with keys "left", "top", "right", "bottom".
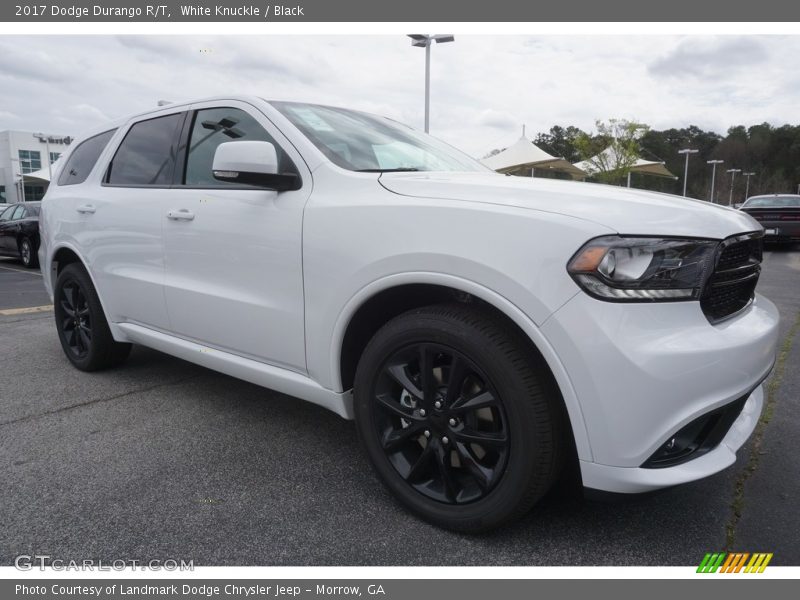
{"left": 379, "top": 171, "right": 761, "bottom": 239}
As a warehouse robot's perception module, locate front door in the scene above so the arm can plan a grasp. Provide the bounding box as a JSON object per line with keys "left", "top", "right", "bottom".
{"left": 162, "top": 101, "right": 310, "bottom": 372}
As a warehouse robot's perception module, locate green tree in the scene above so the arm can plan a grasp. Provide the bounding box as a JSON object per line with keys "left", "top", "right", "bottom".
{"left": 574, "top": 119, "right": 650, "bottom": 185}
{"left": 533, "top": 125, "right": 585, "bottom": 163}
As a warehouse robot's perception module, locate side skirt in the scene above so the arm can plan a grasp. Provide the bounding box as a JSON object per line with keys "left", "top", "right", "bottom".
{"left": 116, "top": 323, "right": 354, "bottom": 419}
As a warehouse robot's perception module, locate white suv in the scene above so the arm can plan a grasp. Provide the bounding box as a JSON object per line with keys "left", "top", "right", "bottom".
{"left": 40, "top": 96, "right": 779, "bottom": 531}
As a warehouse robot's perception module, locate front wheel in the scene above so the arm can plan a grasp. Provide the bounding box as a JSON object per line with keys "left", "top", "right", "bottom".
{"left": 354, "top": 303, "right": 564, "bottom": 532}
{"left": 54, "top": 263, "right": 132, "bottom": 371}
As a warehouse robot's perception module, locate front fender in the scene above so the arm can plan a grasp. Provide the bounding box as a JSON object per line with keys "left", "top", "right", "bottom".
{"left": 321, "top": 271, "right": 593, "bottom": 461}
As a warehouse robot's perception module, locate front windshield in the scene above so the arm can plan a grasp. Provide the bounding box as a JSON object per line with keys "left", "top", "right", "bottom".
{"left": 270, "top": 101, "right": 487, "bottom": 173}
{"left": 744, "top": 196, "right": 800, "bottom": 208}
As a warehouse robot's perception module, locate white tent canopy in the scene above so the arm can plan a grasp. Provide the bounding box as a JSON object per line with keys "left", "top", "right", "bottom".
{"left": 21, "top": 168, "right": 51, "bottom": 183}
{"left": 573, "top": 146, "right": 676, "bottom": 180}
{"left": 481, "top": 136, "right": 587, "bottom": 179}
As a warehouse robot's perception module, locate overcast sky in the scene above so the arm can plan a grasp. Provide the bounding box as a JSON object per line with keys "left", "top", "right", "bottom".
{"left": 0, "top": 35, "right": 797, "bottom": 157}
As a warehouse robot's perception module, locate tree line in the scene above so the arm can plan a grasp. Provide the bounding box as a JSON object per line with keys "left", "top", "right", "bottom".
{"left": 525, "top": 121, "right": 800, "bottom": 203}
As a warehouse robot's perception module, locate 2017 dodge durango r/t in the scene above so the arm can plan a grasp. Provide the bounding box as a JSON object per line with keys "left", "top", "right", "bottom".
{"left": 39, "top": 97, "right": 780, "bottom": 532}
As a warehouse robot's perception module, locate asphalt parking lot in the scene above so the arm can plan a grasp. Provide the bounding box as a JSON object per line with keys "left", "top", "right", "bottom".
{"left": 1, "top": 248, "right": 799, "bottom": 567}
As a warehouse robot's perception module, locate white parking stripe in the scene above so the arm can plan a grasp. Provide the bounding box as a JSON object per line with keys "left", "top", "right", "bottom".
{"left": 0, "top": 305, "right": 53, "bottom": 316}
{"left": 0, "top": 265, "right": 42, "bottom": 276}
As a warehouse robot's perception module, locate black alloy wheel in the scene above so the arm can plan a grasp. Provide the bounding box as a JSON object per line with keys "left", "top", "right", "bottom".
{"left": 373, "top": 343, "right": 509, "bottom": 504}
{"left": 58, "top": 279, "right": 93, "bottom": 359}
{"left": 54, "top": 263, "right": 132, "bottom": 371}
{"left": 354, "top": 303, "right": 564, "bottom": 532}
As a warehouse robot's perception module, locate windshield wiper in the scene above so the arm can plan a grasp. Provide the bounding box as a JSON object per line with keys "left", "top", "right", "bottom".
{"left": 355, "top": 167, "right": 421, "bottom": 172}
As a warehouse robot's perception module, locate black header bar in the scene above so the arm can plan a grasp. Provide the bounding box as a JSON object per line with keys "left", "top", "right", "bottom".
{"left": 2, "top": 0, "right": 800, "bottom": 22}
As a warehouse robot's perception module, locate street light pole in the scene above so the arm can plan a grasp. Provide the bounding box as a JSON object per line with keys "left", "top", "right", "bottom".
{"left": 424, "top": 42, "right": 431, "bottom": 134}
{"left": 743, "top": 172, "right": 756, "bottom": 202}
{"left": 678, "top": 148, "right": 699, "bottom": 197}
{"left": 726, "top": 168, "right": 741, "bottom": 206}
{"left": 707, "top": 159, "right": 724, "bottom": 203}
{"left": 408, "top": 34, "right": 454, "bottom": 133}
{"left": 10, "top": 157, "right": 26, "bottom": 203}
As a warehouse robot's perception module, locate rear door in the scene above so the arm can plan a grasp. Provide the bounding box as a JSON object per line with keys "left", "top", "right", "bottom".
{"left": 76, "top": 112, "right": 186, "bottom": 330}
{"left": 161, "top": 100, "right": 311, "bottom": 371}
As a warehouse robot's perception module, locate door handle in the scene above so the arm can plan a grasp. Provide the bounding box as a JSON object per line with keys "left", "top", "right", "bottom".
{"left": 167, "top": 209, "right": 195, "bottom": 221}
{"left": 76, "top": 204, "right": 96, "bottom": 214}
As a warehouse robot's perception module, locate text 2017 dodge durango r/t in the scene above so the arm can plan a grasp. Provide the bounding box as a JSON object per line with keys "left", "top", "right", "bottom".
{"left": 40, "top": 97, "right": 779, "bottom": 531}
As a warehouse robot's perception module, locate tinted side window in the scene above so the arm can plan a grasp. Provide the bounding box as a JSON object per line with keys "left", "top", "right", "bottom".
{"left": 107, "top": 113, "right": 184, "bottom": 186}
{"left": 57, "top": 129, "right": 116, "bottom": 186}
{"left": 183, "top": 107, "right": 296, "bottom": 187}
{"left": 10, "top": 205, "right": 24, "bottom": 220}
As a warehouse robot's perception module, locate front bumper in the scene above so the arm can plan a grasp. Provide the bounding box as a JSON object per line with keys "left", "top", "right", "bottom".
{"left": 541, "top": 291, "right": 779, "bottom": 493}
{"left": 580, "top": 384, "right": 763, "bottom": 493}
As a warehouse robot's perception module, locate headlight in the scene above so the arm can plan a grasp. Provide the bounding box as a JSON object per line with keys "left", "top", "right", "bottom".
{"left": 567, "top": 236, "right": 718, "bottom": 301}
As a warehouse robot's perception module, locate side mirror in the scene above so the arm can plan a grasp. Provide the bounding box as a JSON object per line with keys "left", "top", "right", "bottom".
{"left": 212, "top": 141, "right": 300, "bottom": 191}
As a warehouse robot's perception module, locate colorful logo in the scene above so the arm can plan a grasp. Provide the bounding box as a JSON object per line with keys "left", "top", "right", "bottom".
{"left": 697, "top": 552, "right": 773, "bottom": 573}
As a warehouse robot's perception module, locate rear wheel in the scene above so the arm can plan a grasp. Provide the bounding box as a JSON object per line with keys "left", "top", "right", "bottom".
{"left": 354, "top": 303, "right": 564, "bottom": 532}
{"left": 54, "top": 263, "right": 132, "bottom": 371}
{"left": 19, "top": 237, "right": 38, "bottom": 268}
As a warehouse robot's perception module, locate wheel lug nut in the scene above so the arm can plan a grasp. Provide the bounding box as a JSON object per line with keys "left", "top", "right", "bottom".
{"left": 434, "top": 400, "right": 442, "bottom": 409}
{"left": 449, "top": 418, "right": 457, "bottom": 426}
{"left": 424, "top": 430, "right": 431, "bottom": 438}
{"left": 442, "top": 436, "right": 449, "bottom": 444}
{"left": 419, "top": 409, "right": 426, "bottom": 417}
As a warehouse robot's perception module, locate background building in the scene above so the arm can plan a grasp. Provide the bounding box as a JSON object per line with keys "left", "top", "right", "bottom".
{"left": 0, "top": 130, "right": 73, "bottom": 204}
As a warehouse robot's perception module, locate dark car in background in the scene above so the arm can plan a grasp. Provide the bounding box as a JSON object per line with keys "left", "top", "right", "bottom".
{"left": 0, "top": 201, "right": 41, "bottom": 268}
{"left": 739, "top": 194, "right": 800, "bottom": 244}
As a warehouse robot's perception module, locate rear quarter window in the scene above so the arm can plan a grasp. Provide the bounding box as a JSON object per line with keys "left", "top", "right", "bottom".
{"left": 57, "top": 129, "right": 117, "bottom": 186}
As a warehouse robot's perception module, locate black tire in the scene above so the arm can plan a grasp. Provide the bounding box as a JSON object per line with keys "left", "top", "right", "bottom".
{"left": 54, "top": 263, "right": 132, "bottom": 371}
{"left": 19, "top": 237, "right": 38, "bottom": 268}
{"left": 353, "top": 303, "right": 564, "bottom": 532}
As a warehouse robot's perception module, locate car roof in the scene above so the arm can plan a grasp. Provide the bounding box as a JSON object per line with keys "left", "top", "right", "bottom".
{"left": 70, "top": 96, "right": 400, "bottom": 144}
{"left": 73, "top": 95, "right": 268, "bottom": 141}
{"left": 747, "top": 194, "right": 800, "bottom": 200}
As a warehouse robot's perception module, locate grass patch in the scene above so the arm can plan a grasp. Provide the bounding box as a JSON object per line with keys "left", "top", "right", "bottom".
{"left": 725, "top": 309, "right": 800, "bottom": 550}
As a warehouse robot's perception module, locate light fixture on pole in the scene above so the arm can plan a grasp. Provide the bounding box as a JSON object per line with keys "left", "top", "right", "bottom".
{"left": 726, "top": 168, "right": 741, "bottom": 206}
{"left": 678, "top": 148, "right": 698, "bottom": 197}
{"left": 743, "top": 172, "right": 756, "bottom": 202}
{"left": 707, "top": 159, "right": 724, "bottom": 203}
{"left": 407, "top": 34, "right": 454, "bottom": 133}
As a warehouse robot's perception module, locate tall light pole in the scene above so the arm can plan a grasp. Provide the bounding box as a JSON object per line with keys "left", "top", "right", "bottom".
{"left": 408, "top": 34, "right": 454, "bottom": 133}
{"left": 743, "top": 172, "right": 756, "bottom": 202}
{"left": 707, "top": 159, "right": 724, "bottom": 203}
{"left": 10, "top": 157, "right": 26, "bottom": 203}
{"left": 678, "top": 148, "right": 699, "bottom": 196}
{"left": 727, "top": 168, "right": 741, "bottom": 206}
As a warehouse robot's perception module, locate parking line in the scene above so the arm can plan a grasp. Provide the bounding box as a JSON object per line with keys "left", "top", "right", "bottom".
{"left": 0, "top": 265, "right": 42, "bottom": 276}
{"left": 0, "top": 305, "right": 53, "bottom": 316}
